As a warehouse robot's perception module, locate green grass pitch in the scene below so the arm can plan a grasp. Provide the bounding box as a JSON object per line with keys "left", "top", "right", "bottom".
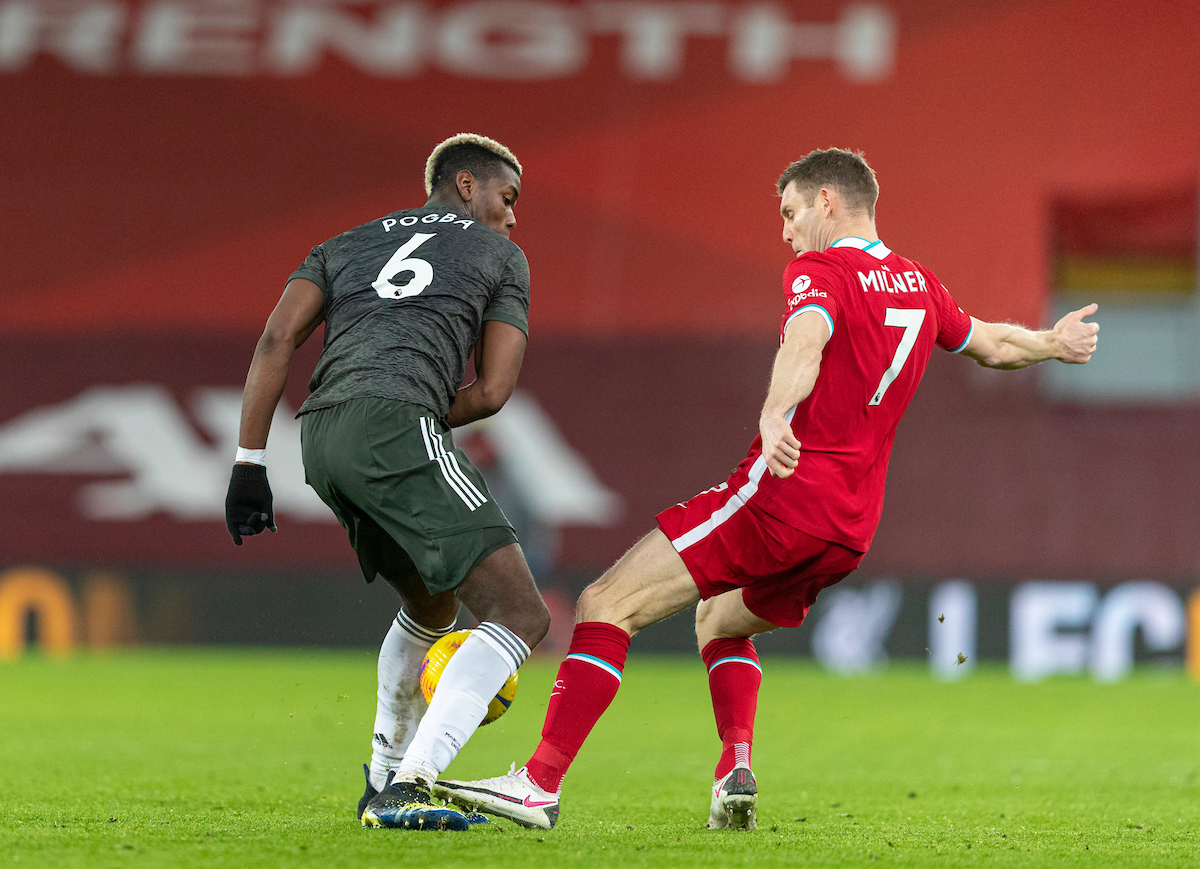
{"left": 1, "top": 649, "right": 1197, "bottom": 868}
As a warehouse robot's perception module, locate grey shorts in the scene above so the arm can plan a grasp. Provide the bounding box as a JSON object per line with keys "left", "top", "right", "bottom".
{"left": 300, "top": 397, "right": 517, "bottom": 595}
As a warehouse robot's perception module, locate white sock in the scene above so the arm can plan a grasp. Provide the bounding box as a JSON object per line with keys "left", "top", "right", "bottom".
{"left": 369, "top": 609, "right": 456, "bottom": 791}
{"left": 396, "top": 622, "right": 530, "bottom": 784}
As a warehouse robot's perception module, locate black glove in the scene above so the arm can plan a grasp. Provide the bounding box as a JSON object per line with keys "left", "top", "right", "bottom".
{"left": 225, "top": 463, "right": 277, "bottom": 545}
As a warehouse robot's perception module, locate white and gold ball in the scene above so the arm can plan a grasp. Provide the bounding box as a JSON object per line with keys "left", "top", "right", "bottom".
{"left": 419, "top": 629, "right": 518, "bottom": 725}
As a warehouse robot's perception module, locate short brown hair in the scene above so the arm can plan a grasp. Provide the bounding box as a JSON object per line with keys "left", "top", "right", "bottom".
{"left": 777, "top": 148, "right": 879, "bottom": 219}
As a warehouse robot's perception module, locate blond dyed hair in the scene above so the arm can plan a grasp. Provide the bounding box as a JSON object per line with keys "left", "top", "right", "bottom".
{"left": 424, "top": 133, "right": 522, "bottom": 196}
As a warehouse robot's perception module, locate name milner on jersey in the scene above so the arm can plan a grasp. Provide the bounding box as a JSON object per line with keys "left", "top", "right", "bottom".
{"left": 858, "top": 268, "right": 928, "bottom": 294}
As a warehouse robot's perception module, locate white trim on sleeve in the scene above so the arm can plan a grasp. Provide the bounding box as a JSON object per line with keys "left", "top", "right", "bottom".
{"left": 784, "top": 304, "right": 834, "bottom": 339}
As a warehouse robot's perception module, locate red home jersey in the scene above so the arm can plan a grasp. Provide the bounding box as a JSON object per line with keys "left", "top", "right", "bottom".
{"left": 740, "top": 237, "right": 973, "bottom": 551}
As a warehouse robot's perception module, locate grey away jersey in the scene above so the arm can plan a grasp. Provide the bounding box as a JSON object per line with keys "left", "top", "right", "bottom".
{"left": 291, "top": 205, "right": 530, "bottom": 420}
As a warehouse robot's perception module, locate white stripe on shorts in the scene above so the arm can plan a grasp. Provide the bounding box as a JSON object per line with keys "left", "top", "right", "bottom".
{"left": 428, "top": 424, "right": 487, "bottom": 506}
{"left": 419, "top": 417, "right": 483, "bottom": 510}
{"left": 669, "top": 407, "right": 796, "bottom": 553}
{"left": 669, "top": 455, "right": 767, "bottom": 552}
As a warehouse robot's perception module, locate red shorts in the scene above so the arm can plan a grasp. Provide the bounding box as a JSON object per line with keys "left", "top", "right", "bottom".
{"left": 656, "top": 481, "right": 864, "bottom": 628}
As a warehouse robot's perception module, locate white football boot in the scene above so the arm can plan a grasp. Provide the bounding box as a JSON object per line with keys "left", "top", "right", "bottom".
{"left": 707, "top": 765, "right": 758, "bottom": 830}
{"left": 434, "top": 764, "right": 560, "bottom": 830}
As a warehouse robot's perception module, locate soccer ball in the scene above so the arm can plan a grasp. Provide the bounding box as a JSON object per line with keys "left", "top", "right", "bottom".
{"left": 419, "top": 629, "right": 518, "bottom": 725}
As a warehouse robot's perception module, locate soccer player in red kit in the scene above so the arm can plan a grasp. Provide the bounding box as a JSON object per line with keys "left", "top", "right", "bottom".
{"left": 435, "top": 149, "right": 1099, "bottom": 831}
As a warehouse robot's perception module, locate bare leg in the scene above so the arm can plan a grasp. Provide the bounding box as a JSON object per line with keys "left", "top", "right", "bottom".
{"left": 695, "top": 589, "right": 778, "bottom": 648}
{"left": 577, "top": 529, "right": 702, "bottom": 634}
{"left": 383, "top": 568, "right": 461, "bottom": 630}
{"left": 456, "top": 543, "right": 550, "bottom": 649}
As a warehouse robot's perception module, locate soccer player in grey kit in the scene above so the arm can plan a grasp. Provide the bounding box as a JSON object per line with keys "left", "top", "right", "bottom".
{"left": 224, "top": 134, "right": 548, "bottom": 831}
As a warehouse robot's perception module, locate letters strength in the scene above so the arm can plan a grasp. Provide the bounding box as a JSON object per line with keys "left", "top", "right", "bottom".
{"left": 0, "top": 1, "right": 896, "bottom": 83}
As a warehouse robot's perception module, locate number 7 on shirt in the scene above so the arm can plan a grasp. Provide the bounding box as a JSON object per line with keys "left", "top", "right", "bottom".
{"left": 868, "top": 307, "right": 926, "bottom": 406}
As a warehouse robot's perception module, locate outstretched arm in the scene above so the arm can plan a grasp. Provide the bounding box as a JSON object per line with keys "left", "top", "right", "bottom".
{"left": 961, "top": 303, "right": 1098, "bottom": 369}
{"left": 760, "top": 310, "right": 831, "bottom": 479}
{"left": 238, "top": 279, "right": 326, "bottom": 449}
{"left": 226, "top": 279, "right": 324, "bottom": 545}
{"left": 447, "top": 320, "right": 528, "bottom": 428}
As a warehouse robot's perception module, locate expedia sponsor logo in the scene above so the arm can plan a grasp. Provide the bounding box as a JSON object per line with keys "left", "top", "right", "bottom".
{"left": 791, "top": 275, "right": 812, "bottom": 293}
{"left": 788, "top": 288, "right": 829, "bottom": 307}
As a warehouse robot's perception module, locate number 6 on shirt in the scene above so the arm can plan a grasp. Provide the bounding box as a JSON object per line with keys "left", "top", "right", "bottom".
{"left": 869, "top": 307, "right": 926, "bottom": 406}
{"left": 373, "top": 233, "right": 436, "bottom": 299}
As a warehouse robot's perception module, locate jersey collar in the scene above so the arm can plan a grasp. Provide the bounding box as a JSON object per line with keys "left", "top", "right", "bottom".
{"left": 830, "top": 237, "right": 891, "bottom": 260}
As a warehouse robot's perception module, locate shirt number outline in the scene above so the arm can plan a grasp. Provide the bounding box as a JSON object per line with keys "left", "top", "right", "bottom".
{"left": 869, "top": 307, "right": 926, "bottom": 406}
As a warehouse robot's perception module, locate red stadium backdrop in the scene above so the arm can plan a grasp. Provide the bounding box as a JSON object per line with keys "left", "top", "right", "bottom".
{"left": 2, "top": 0, "right": 1199, "bottom": 656}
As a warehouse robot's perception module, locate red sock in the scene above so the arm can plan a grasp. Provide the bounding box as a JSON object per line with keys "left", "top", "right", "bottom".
{"left": 702, "top": 638, "right": 761, "bottom": 780}
{"left": 525, "top": 622, "right": 630, "bottom": 793}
